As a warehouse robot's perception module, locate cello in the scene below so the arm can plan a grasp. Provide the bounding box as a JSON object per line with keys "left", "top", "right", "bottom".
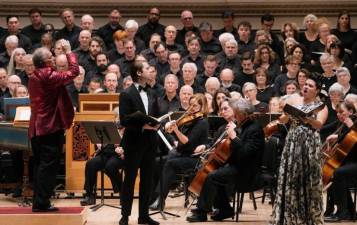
{"left": 322, "top": 123, "right": 357, "bottom": 187}
{"left": 188, "top": 130, "right": 231, "bottom": 196}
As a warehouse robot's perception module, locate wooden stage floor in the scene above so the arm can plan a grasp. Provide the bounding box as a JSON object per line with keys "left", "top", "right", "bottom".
{"left": 0, "top": 191, "right": 355, "bottom": 225}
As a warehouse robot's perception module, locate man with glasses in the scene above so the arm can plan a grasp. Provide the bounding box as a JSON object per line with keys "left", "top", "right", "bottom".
{"left": 137, "top": 7, "right": 166, "bottom": 47}
{"left": 176, "top": 10, "right": 199, "bottom": 46}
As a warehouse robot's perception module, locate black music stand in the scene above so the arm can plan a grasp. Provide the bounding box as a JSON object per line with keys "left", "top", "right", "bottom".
{"left": 81, "top": 121, "right": 122, "bottom": 211}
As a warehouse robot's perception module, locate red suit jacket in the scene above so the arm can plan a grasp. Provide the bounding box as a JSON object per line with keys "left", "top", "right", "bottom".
{"left": 28, "top": 52, "right": 79, "bottom": 139}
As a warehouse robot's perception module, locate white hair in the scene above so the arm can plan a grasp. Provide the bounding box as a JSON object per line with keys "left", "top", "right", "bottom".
{"left": 336, "top": 67, "right": 351, "bottom": 78}
{"left": 242, "top": 82, "right": 257, "bottom": 92}
{"left": 320, "top": 53, "right": 334, "bottom": 63}
{"left": 303, "top": 14, "right": 317, "bottom": 28}
{"left": 328, "top": 82, "right": 344, "bottom": 96}
{"left": 229, "top": 98, "right": 254, "bottom": 114}
{"left": 205, "top": 77, "right": 220, "bottom": 89}
{"left": 5, "top": 35, "right": 19, "bottom": 46}
{"left": 182, "top": 62, "right": 197, "bottom": 74}
{"left": 219, "top": 32, "right": 235, "bottom": 44}
{"left": 224, "top": 39, "right": 238, "bottom": 47}
{"left": 125, "top": 19, "right": 139, "bottom": 30}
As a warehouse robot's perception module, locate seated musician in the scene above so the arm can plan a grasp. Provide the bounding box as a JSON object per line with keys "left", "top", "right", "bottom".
{"left": 324, "top": 101, "right": 357, "bottom": 222}
{"left": 187, "top": 98, "right": 265, "bottom": 222}
{"left": 80, "top": 107, "right": 125, "bottom": 206}
{"left": 150, "top": 93, "right": 209, "bottom": 210}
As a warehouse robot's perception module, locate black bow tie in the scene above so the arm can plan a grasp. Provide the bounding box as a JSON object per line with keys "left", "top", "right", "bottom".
{"left": 138, "top": 85, "right": 148, "bottom": 92}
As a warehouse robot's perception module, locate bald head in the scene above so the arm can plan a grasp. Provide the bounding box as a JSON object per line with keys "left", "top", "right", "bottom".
{"left": 107, "top": 64, "right": 121, "bottom": 79}
{"left": 104, "top": 72, "right": 118, "bottom": 93}
{"left": 7, "top": 74, "right": 21, "bottom": 94}
{"left": 205, "top": 77, "right": 220, "bottom": 95}
{"left": 55, "top": 54, "right": 68, "bottom": 71}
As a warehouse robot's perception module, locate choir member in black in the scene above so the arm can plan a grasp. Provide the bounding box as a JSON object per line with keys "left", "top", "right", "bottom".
{"left": 298, "top": 14, "right": 318, "bottom": 55}
{"left": 297, "top": 68, "right": 310, "bottom": 93}
{"left": 237, "top": 21, "right": 255, "bottom": 56}
{"left": 197, "top": 55, "right": 219, "bottom": 87}
{"left": 219, "top": 68, "right": 241, "bottom": 93}
{"left": 96, "top": 9, "right": 124, "bottom": 50}
{"left": 187, "top": 98, "right": 265, "bottom": 222}
{"left": 290, "top": 44, "right": 314, "bottom": 72}
{"left": 217, "top": 39, "right": 241, "bottom": 78}
{"left": 176, "top": 10, "right": 199, "bottom": 46}
{"left": 198, "top": 22, "right": 222, "bottom": 56}
{"left": 331, "top": 11, "right": 357, "bottom": 52}
{"left": 115, "top": 40, "right": 136, "bottom": 78}
{"left": 336, "top": 67, "right": 357, "bottom": 96}
{"left": 243, "top": 82, "right": 269, "bottom": 113}
{"left": 255, "top": 67, "right": 276, "bottom": 104}
{"left": 182, "top": 36, "right": 204, "bottom": 75}
{"left": 147, "top": 65, "right": 164, "bottom": 97}
{"left": 274, "top": 55, "right": 300, "bottom": 96}
{"left": 284, "top": 80, "right": 299, "bottom": 95}
{"left": 319, "top": 53, "right": 337, "bottom": 94}
{"left": 107, "top": 30, "right": 126, "bottom": 64}
{"left": 253, "top": 44, "right": 281, "bottom": 83}
{"left": 140, "top": 34, "right": 161, "bottom": 63}
{"left": 80, "top": 127, "right": 125, "bottom": 206}
{"left": 179, "top": 85, "right": 194, "bottom": 111}
{"left": 149, "top": 42, "right": 169, "bottom": 79}
{"left": 150, "top": 93, "right": 209, "bottom": 210}
{"left": 310, "top": 18, "right": 330, "bottom": 63}
{"left": 235, "top": 54, "right": 256, "bottom": 88}
{"left": 21, "top": 8, "right": 46, "bottom": 48}
{"left": 124, "top": 20, "right": 146, "bottom": 54}
{"left": 137, "top": 8, "right": 165, "bottom": 48}
{"left": 212, "top": 88, "right": 231, "bottom": 115}
{"left": 180, "top": 62, "right": 205, "bottom": 94}
{"left": 119, "top": 61, "right": 160, "bottom": 225}
{"left": 324, "top": 101, "right": 357, "bottom": 222}
{"left": 54, "top": 9, "right": 81, "bottom": 48}
{"left": 66, "top": 66, "right": 88, "bottom": 110}
{"left": 160, "top": 51, "right": 182, "bottom": 85}
{"left": 73, "top": 30, "right": 91, "bottom": 66}
{"left": 213, "top": 10, "right": 237, "bottom": 38}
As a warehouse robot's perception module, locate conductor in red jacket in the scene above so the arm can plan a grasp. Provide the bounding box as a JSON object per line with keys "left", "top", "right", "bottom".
{"left": 29, "top": 40, "right": 79, "bottom": 212}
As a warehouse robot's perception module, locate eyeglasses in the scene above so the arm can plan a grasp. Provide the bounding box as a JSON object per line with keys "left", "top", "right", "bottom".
{"left": 183, "top": 17, "right": 192, "bottom": 21}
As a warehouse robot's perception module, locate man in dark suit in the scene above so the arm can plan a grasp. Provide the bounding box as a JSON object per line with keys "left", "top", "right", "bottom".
{"left": 187, "top": 98, "right": 265, "bottom": 222}
{"left": 28, "top": 40, "right": 79, "bottom": 212}
{"left": 119, "top": 61, "right": 160, "bottom": 225}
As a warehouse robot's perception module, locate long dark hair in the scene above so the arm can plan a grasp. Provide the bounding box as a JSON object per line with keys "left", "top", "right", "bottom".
{"left": 337, "top": 11, "right": 351, "bottom": 30}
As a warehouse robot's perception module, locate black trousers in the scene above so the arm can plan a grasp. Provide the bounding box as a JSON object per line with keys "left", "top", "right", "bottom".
{"left": 31, "top": 130, "right": 64, "bottom": 209}
{"left": 157, "top": 151, "right": 199, "bottom": 201}
{"left": 327, "top": 162, "right": 357, "bottom": 214}
{"left": 84, "top": 154, "right": 124, "bottom": 194}
{"left": 121, "top": 144, "right": 156, "bottom": 217}
{"left": 197, "top": 165, "right": 238, "bottom": 212}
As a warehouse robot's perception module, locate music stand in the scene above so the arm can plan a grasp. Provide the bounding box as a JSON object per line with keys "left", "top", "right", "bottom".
{"left": 81, "top": 121, "right": 122, "bottom": 211}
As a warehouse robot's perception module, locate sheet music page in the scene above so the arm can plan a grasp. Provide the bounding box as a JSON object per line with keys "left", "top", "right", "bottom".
{"left": 16, "top": 107, "right": 31, "bottom": 121}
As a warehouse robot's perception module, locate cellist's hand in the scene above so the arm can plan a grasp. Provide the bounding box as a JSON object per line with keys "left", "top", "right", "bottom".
{"left": 326, "top": 134, "right": 338, "bottom": 143}
{"left": 194, "top": 145, "right": 205, "bottom": 154}
{"left": 226, "top": 122, "right": 237, "bottom": 140}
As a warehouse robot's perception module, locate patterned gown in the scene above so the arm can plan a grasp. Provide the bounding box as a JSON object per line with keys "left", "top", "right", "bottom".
{"left": 270, "top": 102, "right": 324, "bottom": 225}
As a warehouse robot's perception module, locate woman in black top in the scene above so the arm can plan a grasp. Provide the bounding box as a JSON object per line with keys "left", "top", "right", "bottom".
{"left": 150, "top": 93, "right": 209, "bottom": 210}
{"left": 298, "top": 14, "right": 318, "bottom": 54}
{"left": 254, "top": 44, "right": 281, "bottom": 82}
{"left": 212, "top": 88, "right": 231, "bottom": 115}
{"left": 254, "top": 67, "right": 275, "bottom": 103}
{"left": 331, "top": 11, "right": 357, "bottom": 51}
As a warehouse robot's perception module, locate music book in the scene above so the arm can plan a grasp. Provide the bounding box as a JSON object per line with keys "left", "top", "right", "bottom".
{"left": 3, "top": 97, "right": 30, "bottom": 121}
{"left": 283, "top": 102, "right": 324, "bottom": 118}
{"left": 13, "top": 106, "right": 31, "bottom": 127}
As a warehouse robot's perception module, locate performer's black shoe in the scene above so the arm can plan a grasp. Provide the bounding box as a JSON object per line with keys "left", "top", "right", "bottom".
{"left": 80, "top": 194, "right": 96, "bottom": 206}
{"left": 210, "top": 208, "right": 234, "bottom": 221}
{"left": 138, "top": 216, "right": 160, "bottom": 225}
{"left": 119, "top": 216, "right": 129, "bottom": 225}
{"left": 32, "top": 205, "right": 59, "bottom": 212}
{"left": 186, "top": 210, "right": 207, "bottom": 222}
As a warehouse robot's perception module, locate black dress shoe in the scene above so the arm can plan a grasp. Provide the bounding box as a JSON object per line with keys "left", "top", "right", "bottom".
{"left": 119, "top": 216, "right": 129, "bottom": 225}
{"left": 32, "top": 206, "right": 59, "bottom": 212}
{"left": 324, "top": 212, "right": 351, "bottom": 223}
{"left": 80, "top": 195, "right": 96, "bottom": 206}
{"left": 211, "top": 208, "right": 234, "bottom": 221}
{"left": 186, "top": 212, "right": 207, "bottom": 223}
{"left": 138, "top": 216, "right": 160, "bottom": 225}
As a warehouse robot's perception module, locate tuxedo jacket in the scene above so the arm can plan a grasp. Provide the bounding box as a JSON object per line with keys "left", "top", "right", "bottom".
{"left": 119, "top": 84, "right": 158, "bottom": 152}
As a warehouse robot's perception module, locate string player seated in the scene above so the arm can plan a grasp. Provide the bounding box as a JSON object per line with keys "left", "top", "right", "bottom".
{"left": 324, "top": 101, "right": 357, "bottom": 222}
{"left": 80, "top": 108, "right": 125, "bottom": 206}
{"left": 150, "top": 93, "right": 209, "bottom": 210}
{"left": 186, "top": 98, "right": 265, "bottom": 222}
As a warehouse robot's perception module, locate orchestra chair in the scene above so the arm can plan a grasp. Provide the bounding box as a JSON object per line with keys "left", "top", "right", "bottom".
{"left": 175, "top": 168, "right": 196, "bottom": 208}
{"left": 90, "top": 169, "right": 123, "bottom": 211}
{"left": 255, "top": 137, "right": 279, "bottom": 206}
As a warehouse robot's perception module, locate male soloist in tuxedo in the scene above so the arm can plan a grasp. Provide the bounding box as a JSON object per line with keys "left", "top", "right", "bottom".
{"left": 29, "top": 40, "right": 79, "bottom": 212}
{"left": 119, "top": 60, "right": 160, "bottom": 225}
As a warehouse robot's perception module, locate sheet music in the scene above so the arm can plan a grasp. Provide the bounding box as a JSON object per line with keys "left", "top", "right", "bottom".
{"left": 16, "top": 107, "right": 31, "bottom": 121}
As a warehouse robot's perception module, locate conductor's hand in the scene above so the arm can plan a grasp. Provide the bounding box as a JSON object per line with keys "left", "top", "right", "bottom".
{"left": 194, "top": 145, "right": 205, "bottom": 154}
{"left": 226, "top": 121, "right": 237, "bottom": 140}
{"left": 143, "top": 123, "right": 160, "bottom": 131}
{"left": 115, "top": 146, "right": 124, "bottom": 159}
{"left": 60, "top": 39, "right": 71, "bottom": 54}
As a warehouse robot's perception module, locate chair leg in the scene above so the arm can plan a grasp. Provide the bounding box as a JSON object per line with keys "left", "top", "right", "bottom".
{"left": 262, "top": 188, "right": 267, "bottom": 204}
{"left": 235, "top": 192, "right": 240, "bottom": 222}
{"left": 232, "top": 192, "right": 236, "bottom": 220}
{"left": 353, "top": 187, "right": 356, "bottom": 221}
{"left": 250, "top": 192, "right": 257, "bottom": 210}
{"left": 239, "top": 193, "right": 244, "bottom": 213}
{"left": 183, "top": 177, "right": 189, "bottom": 208}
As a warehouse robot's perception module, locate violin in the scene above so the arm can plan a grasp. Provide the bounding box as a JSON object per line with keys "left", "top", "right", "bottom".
{"left": 176, "top": 112, "right": 204, "bottom": 127}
